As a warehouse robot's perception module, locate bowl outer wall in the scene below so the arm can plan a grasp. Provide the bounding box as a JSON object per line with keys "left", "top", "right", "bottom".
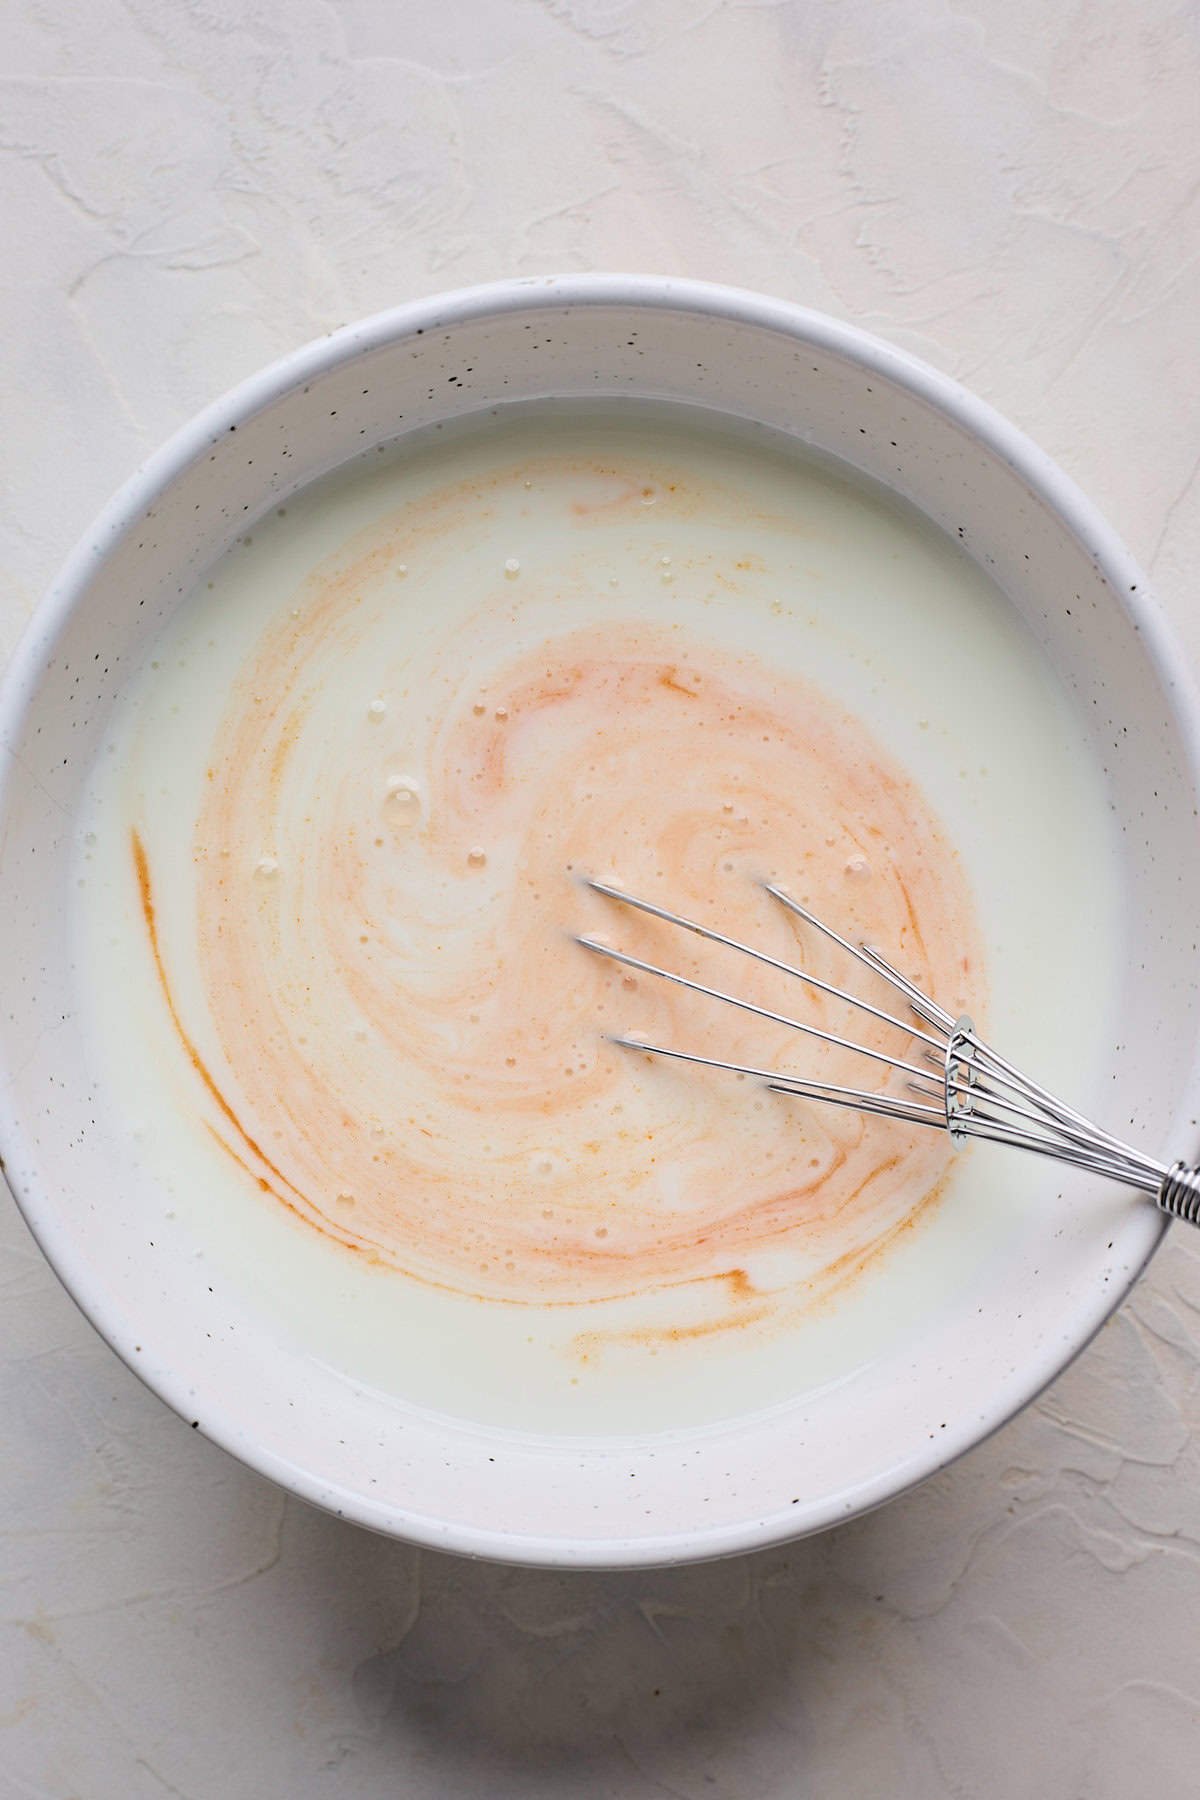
{"left": 1, "top": 274, "right": 1198, "bottom": 1567}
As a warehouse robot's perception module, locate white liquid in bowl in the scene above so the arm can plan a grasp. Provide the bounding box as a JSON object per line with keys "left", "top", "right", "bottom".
{"left": 73, "top": 406, "right": 1122, "bottom": 1436}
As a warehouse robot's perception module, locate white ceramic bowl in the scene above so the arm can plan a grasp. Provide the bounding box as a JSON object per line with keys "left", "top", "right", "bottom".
{"left": 3, "top": 276, "right": 1200, "bottom": 1568}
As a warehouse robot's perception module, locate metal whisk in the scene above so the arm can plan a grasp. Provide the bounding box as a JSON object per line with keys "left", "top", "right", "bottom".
{"left": 577, "top": 877, "right": 1200, "bottom": 1228}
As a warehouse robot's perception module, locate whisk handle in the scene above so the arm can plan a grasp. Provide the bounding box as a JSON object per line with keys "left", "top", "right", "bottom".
{"left": 1157, "top": 1163, "right": 1200, "bottom": 1227}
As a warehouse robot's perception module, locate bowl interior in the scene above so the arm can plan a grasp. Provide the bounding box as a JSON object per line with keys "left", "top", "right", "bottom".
{"left": 2, "top": 279, "right": 1198, "bottom": 1564}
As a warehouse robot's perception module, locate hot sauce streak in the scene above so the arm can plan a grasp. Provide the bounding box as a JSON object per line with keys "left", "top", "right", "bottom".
{"left": 130, "top": 452, "right": 984, "bottom": 1339}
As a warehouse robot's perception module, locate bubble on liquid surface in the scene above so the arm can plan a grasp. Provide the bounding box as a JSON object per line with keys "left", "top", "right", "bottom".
{"left": 254, "top": 856, "right": 279, "bottom": 878}
{"left": 385, "top": 775, "right": 419, "bottom": 809}
{"left": 367, "top": 698, "right": 387, "bottom": 720}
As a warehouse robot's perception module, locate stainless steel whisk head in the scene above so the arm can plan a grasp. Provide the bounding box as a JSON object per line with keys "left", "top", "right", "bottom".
{"left": 577, "top": 877, "right": 1200, "bottom": 1229}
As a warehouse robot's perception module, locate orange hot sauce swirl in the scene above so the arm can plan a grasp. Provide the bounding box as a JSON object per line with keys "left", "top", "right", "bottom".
{"left": 134, "top": 466, "right": 983, "bottom": 1328}
{"left": 135, "top": 583, "right": 985, "bottom": 1317}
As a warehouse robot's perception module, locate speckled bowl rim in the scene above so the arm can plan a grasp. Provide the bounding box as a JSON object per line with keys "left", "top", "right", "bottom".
{"left": 3, "top": 274, "right": 1199, "bottom": 1567}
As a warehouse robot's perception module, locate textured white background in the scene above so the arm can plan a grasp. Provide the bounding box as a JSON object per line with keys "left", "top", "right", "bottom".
{"left": 3, "top": 2, "right": 1200, "bottom": 1794}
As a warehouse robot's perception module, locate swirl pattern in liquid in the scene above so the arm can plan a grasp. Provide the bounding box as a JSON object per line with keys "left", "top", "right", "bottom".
{"left": 133, "top": 437, "right": 983, "bottom": 1334}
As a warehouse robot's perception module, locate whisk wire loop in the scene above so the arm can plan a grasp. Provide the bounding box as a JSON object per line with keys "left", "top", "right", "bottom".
{"left": 578, "top": 875, "right": 1198, "bottom": 1227}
